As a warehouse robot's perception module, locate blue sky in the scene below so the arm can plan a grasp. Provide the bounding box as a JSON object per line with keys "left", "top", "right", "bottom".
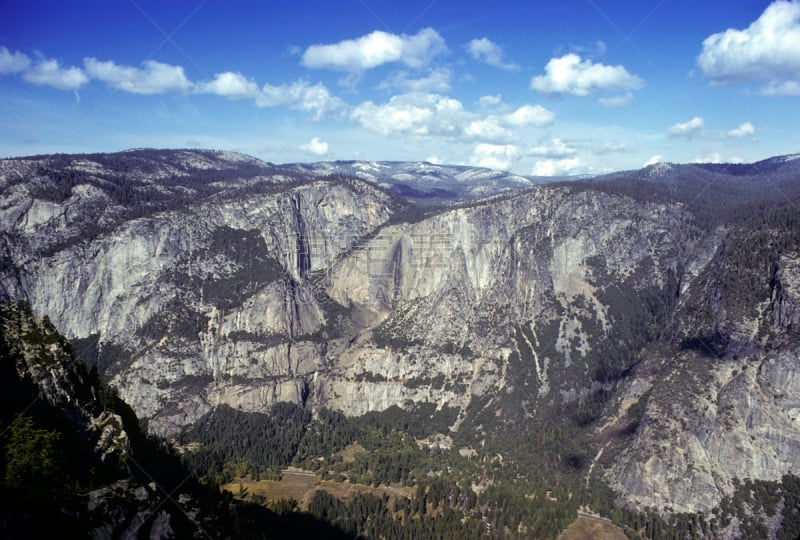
{"left": 1, "top": 0, "right": 798, "bottom": 175}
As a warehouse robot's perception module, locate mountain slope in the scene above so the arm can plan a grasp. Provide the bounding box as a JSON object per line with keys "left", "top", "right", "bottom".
{"left": 0, "top": 300, "right": 211, "bottom": 537}
{"left": 2, "top": 149, "right": 800, "bottom": 536}
{"left": 0, "top": 300, "right": 357, "bottom": 539}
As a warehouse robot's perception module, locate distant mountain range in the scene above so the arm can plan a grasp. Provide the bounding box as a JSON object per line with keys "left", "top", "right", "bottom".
{"left": 285, "top": 160, "right": 553, "bottom": 204}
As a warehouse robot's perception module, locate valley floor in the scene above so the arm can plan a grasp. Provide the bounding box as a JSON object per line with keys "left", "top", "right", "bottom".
{"left": 221, "top": 469, "right": 414, "bottom": 510}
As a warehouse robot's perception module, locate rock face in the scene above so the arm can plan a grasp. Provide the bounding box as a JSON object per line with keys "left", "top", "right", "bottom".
{"left": 603, "top": 246, "right": 800, "bottom": 513}
{"left": 605, "top": 346, "right": 800, "bottom": 513}
{"left": 2, "top": 148, "right": 800, "bottom": 517}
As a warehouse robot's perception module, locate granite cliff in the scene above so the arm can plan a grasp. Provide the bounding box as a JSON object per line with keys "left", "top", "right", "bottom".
{"left": 2, "top": 149, "right": 799, "bottom": 526}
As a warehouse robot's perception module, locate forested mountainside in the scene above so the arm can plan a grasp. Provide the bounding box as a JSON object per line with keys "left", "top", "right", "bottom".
{"left": 1, "top": 148, "right": 800, "bottom": 539}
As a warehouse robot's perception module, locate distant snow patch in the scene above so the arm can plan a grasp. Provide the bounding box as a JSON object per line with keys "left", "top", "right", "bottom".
{"left": 353, "top": 161, "right": 386, "bottom": 172}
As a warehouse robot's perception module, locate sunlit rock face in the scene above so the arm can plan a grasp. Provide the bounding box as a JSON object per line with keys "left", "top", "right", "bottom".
{"left": 3, "top": 149, "right": 800, "bottom": 515}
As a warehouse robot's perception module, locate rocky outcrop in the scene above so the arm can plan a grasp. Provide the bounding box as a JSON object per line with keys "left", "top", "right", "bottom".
{"left": 602, "top": 238, "right": 800, "bottom": 513}
{"left": 773, "top": 253, "right": 800, "bottom": 332}
{"left": 605, "top": 347, "right": 800, "bottom": 513}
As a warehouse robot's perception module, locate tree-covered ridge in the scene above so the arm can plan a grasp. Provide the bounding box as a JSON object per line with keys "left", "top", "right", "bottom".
{"left": 570, "top": 155, "right": 800, "bottom": 214}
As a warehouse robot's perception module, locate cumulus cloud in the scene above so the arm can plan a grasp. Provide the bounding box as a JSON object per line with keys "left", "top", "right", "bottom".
{"left": 301, "top": 137, "right": 329, "bottom": 156}
{"left": 531, "top": 53, "right": 643, "bottom": 96}
{"left": 470, "top": 143, "right": 519, "bottom": 170}
{"left": 466, "top": 38, "right": 519, "bottom": 70}
{"left": 529, "top": 138, "right": 577, "bottom": 158}
{"left": 302, "top": 28, "right": 446, "bottom": 72}
{"left": 379, "top": 68, "right": 452, "bottom": 93}
{"left": 258, "top": 81, "right": 344, "bottom": 120}
{"left": 503, "top": 104, "right": 554, "bottom": 127}
{"left": 598, "top": 92, "right": 633, "bottom": 107}
{"left": 531, "top": 157, "right": 580, "bottom": 176}
{"left": 464, "top": 115, "right": 514, "bottom": 142}
{"left": 727, "top": 121, "right": 755, "bottom": 137}
{"left": 351, "top": 93, "right": 464, "bottom": 136}
{"left": 196, "top": 71, "right": 260, "bottom": 99}
{"left": 668, "top": 116, "right": 704, "bottom": 138}
{"left": 0, "top": 47, "right": 30, "bottom": 74}
{"left": 464, "top": 117, "right": 511, "bottom": 141}
{"left": 462, "top": 105, "right": 553, "bottom": 141}
{"left": 84, "top": 58, "right": 191, "bottom": 94}
{"left": 23, "top": 58, "right": 88, "bottom": 90}
{"left": 698, "top": 0, "right": 800, "bottom": 91}
{"left": 351, "top": 91, "right": 553, "bottom": 145}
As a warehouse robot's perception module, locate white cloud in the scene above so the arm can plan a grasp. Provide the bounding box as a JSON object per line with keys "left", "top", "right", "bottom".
{"left": 302, "top": 28, "right": 446, "bottom": 72}
{"left": 698, "top": 0, "right": 800, "bottom": 91}
{"left": 23, "top": 58, "right": 88, "bottom": 90}
{"left": 470, "top": 143, "right": 519, "bottom": 170}
{"left": 351, "top": 93, "right": 464, "bottom": 136}
{"left": 379, "top": 68, "right": 452, "bottom": 93}
{"left": 351, "top": 91, "right": 553, "bottom": 145}
{"left": 6, "top": 48, "right": 344, "bottom": 119}
{"left": 258, "top": 81, "right": 344, "bottom": 120}
{"left": 531, "top": 157, "right": 580, "bottom": 176}
{"left": 644, "top": 155, "right": 663, "bottom": 167}
{"left": 462, "top": 104, "right": 553, "bottom": 142}
{"left": 531, "top": 53, "right": 643, "bottom": 96}
{"left": 401, "top": 28, "right": 448, "bottom": 69}
{"left": 761, "top": 80, "right": 800, "bottom": 96}
{"left": 598, "top": 92, "right": 633, "bottom": 107}
{"left": 464, "top": 117, "right": 511, "bottom": 141}
{"left": 668, "top": 116, "right": 704, "bottom": 138}
{"left": 727, "top": 121, "right": 755, "bottom": 137}
{"left": 304, "top": 31, "right": 400, "bottom": 71}
{"left": 196, "top": 71, "right": 260, "bottom": 99}
{"left": 301, "top": 137, "right": 329, "bottom": 156}
{"left": 351, "top": 97, "right": 433, "bottom": 135}
{"left": 84, "top": 58, "right": 191, "bottom": 94}
{"left": 467, "top": 38, "right": 519, "bottom": 70}
{"left": 529, "top": 138, "right": 576, "bottom": 158}
{"left": 478, "top": 94, "right": 503, "bottom": 108}
{"left": 0, "top": 47, "right": 30, "bottom": 74}
{"left": 503, "top": 104, "right": 554, "bottom": 127}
